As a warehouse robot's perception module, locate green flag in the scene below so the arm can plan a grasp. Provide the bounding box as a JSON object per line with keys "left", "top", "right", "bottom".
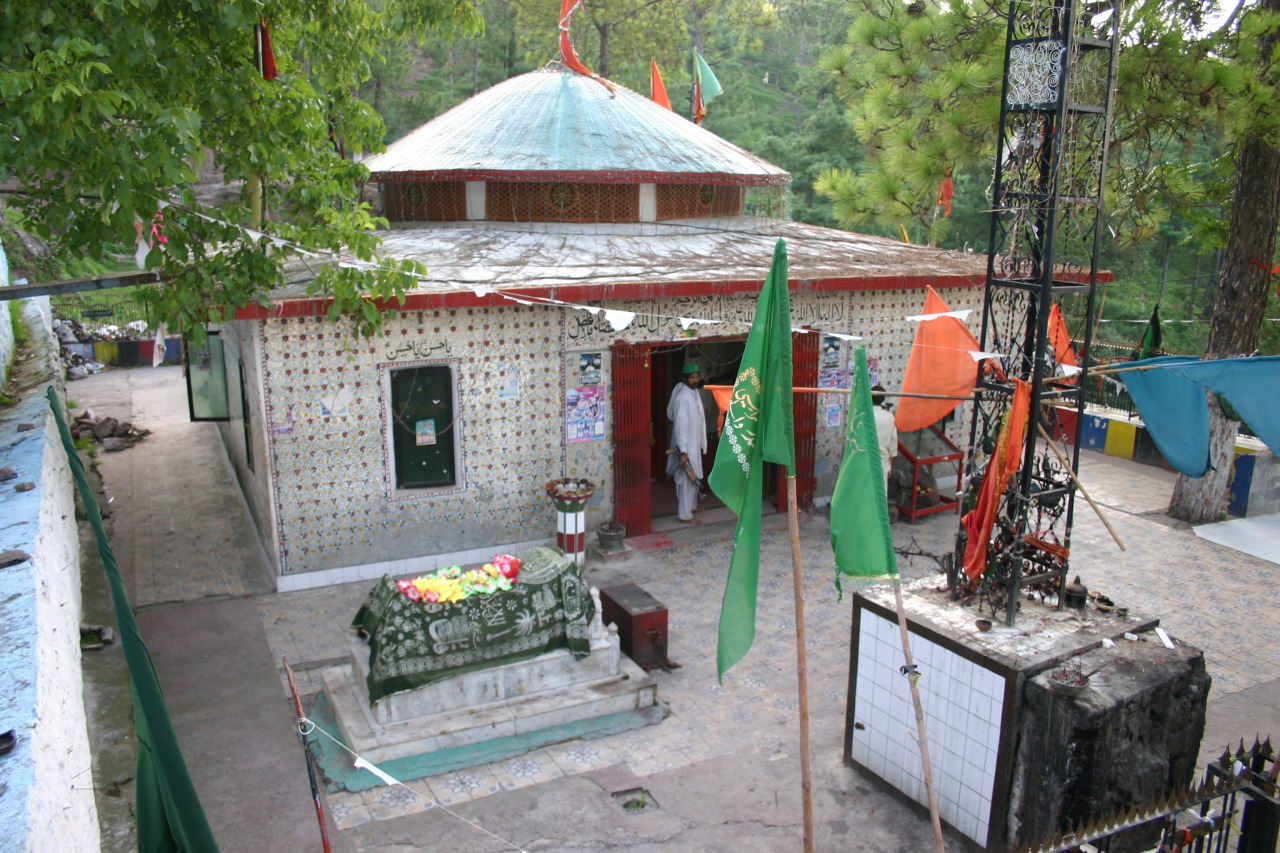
{"left": 830, "top": 346, "right": 899, "bottom": 594}
{"left": 708, "top": 239, "right": 795, "bottom": 679}
{"left": 1135, "top": 304, "right": 1162, "bottom": 360}
{"left": 48, "top": 387, "right": 221, "bottom": 853}
{"left": 693, "top": 51, "right": 723, "bottom": 103}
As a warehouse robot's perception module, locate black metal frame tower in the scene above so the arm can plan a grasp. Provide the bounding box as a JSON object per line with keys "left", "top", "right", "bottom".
{"left": 956, "top": 0, "right": 1119, "bottom": 624}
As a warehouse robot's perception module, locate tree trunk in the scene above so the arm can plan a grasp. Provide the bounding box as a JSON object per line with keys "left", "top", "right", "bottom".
{"left": 1170, "top": 397, "right": 1237, "bottom": 522}
{"left": 596, "top": 22, "right": 612, "bottom": 77}
{"left": 1169, "top": 0, "right": 1280, "bottom": 522}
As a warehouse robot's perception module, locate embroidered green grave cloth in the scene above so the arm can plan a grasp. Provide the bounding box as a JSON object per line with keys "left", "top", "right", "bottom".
{"left": 353, "top": 546, "right": 595, "bottom": 704}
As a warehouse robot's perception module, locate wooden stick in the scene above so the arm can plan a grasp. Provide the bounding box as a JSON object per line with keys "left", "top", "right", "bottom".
{"left": 791, "top": 387, "right": 975, "bottom": 401}
{"left": 893, "top": 580, "right": 947, "bottom": 853}
{"left": 283, "top": 655, "right": 333, "bottom": 853}
{"left": 708, "top": 385, "right": 977, "bottom": 402}
{"left": 1088, "top": 361, "right": 1172, "bottom": 376}
{"left": 786, "top": 475, "right": 816, "bottom": 853}
{"left": 1034, "top": 422, "right": 1127, "bottom": 551}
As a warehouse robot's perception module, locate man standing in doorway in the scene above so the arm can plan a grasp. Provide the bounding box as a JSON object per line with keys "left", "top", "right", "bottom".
{"left": 871, "top": 384, "right": 898, "bottom": 495}
{"left": 667, "top": 363, "right": 708, "bottom": 524}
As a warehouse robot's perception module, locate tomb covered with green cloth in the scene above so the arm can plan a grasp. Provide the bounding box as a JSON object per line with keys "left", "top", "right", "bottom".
{"left": 353, "top": 546, "right": 595, "bottom": 704}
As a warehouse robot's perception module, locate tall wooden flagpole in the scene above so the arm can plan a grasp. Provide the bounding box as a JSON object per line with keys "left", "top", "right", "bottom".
{"left": 786, "top": 475, "right": 815, "bottom": 853}
{"left": 892, "top": 582, "right": 947, "bottom": 852}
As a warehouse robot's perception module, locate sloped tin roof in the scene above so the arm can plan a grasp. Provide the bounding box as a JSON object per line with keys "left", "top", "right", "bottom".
{"left": 363, "top": 67, "right": 790, "bottom": 186}
{"left": 257, "top": 217, "right": 989, "bottom": 310}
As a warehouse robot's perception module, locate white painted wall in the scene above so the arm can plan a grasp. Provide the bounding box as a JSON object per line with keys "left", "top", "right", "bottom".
{"left": 0, "top": 298, "right": 101, "bottom": 853}
{"left": 26, "top": 397, "right": 100, "bottom": 852}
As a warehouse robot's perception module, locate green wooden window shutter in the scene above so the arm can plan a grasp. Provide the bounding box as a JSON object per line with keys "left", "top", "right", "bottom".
{"left": 390, "top": 364, "right": 457, "bottom": 489}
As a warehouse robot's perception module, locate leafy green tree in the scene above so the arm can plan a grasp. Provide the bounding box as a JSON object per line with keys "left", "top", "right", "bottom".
{"left": 1, "top": 0, "right": 482, "bottom": 339}
{"left": 816, "top": 0, "right": 1280, "bottom": 522}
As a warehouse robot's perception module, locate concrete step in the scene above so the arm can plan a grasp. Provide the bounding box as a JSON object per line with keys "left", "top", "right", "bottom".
{"left": 323, "top": 653, "right": 658, "bottom": 765}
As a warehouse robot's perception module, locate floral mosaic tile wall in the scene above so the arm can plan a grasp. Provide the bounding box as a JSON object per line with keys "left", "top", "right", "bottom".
{"left": 258, "top": 307, "right": 565, "bottom": 575}
{"left": 249, "top": 282, "right": 985, "bottom": 579}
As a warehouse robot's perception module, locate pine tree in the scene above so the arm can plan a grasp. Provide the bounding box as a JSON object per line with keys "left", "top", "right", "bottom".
{"left": 816, "top": 0, "right": 1280, "bottom": 522}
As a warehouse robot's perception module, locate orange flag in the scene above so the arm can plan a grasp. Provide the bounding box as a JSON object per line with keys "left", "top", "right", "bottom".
{"left": 651, "top": 59, "right": 672, "bottom": 110}
{"left": 1047, "top": 303, "right": 1078, "bottom": 383}
{"left": 895, "top": 286, "right": 981, "bottom": 433}
{"left": 961, "top": 379, "right": 1032, "bottom": 581}
{"left": 558, "top": 0, "right": 593, "bottom": 76}
{"left": 706, "top": 384, "right": 733, "bottom": 434}
{"left": 936, "top": 174, "right": 954, "bottom": 217}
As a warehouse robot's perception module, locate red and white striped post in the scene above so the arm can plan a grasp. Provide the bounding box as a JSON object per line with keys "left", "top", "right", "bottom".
{"left": 545, "top": 479, "right": 596, "bottom": 567}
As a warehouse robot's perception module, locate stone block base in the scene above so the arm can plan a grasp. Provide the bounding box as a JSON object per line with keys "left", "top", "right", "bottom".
{"left": 324, "top": 641, "right": 658, "bottom": 766}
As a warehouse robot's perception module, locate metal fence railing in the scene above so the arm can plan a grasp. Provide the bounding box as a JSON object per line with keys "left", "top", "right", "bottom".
{"left": 50, "top": 289, "right": 159, "bottom": 341}
{"left": 1011, "top": 738, "right": 1279, "bottom": 853}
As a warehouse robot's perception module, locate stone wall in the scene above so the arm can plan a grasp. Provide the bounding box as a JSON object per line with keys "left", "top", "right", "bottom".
{"left": 1009, "top": 641, "right": 1211, "bottom": 852}
{"left": 0, "top": 298, "right": 101, "bottom": 852}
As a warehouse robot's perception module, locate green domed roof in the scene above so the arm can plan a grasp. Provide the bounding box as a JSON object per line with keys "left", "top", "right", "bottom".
{"left": 364, "top": 67, "right": 789, "bottom": 187}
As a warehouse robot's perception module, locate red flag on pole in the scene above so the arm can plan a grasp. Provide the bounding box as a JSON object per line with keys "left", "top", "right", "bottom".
{"left": 255, "top": 18, "right": 278, "bottom": 80}
{"left": 558, "top": 0, "right": 593, "bottom": 76}
{"left": 651, "top": 59, "right": 672, "bottom": 110}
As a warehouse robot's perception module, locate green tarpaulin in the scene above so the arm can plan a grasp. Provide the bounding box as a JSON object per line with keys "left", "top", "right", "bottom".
{"left": 48, "top": 387, "right": 219, "bottom": 853}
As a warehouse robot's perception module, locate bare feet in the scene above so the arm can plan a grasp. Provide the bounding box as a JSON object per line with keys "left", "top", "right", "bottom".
{"left": 679, "top": 517, "right": 703, "bottom": 525}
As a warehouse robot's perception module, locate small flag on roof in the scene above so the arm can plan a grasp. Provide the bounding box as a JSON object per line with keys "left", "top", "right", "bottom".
{"left": 692, "top": 51, "right": 722, "bottom": 125}
{"left": 651, "top": 59, "right": 672, "bottom": 110}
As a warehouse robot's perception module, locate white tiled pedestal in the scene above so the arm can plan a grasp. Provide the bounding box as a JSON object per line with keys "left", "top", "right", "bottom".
{"left": 844, "top": 580, "right": 1174, "bottom": 851}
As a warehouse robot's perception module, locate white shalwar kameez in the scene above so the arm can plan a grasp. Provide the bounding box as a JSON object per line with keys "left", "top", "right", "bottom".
{"left": 667, "top": 382, "right": 708, "bottom": 521}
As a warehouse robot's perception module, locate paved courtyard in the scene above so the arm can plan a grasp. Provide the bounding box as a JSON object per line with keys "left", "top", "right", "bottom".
{"left": 74, "top": 366, "right": 1280, "bottom": 852}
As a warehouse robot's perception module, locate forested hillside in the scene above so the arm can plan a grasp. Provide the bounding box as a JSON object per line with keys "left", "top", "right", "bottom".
{"left": 364, "top": 0, "right": 1277, "bottom": 357}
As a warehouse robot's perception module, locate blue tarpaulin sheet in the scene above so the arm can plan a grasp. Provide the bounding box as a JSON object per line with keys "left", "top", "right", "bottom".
{"left": 1113, "top": 356, "right": 1211, "bottom": 477}
{"left": 1117, "top": 356, "right": 1280, "bottom": 477}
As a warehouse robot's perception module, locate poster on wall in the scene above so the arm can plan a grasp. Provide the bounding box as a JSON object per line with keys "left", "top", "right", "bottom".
{"left": 849, "top": 357, "right": 881, "bottom": 388}
{"left": 826, "top": 404, "right": 842, "bottom": 428}
{"left": 821, "top": 336, "right": 841, "bottom": 368}
{"left": 498, "top": 362, "right": 521, "bottom": 399}
{"left": 566, "top": 386, "right": 606, "bottom": 443}
{"left": 818, "top": 367, "right": 845, "bottom": 389}
{"left": 415, "top": 419, "right": 438, "bottom": 446}
{"left": 578, "top": 352, "right": 602, "bottom": 386}
{"left": 320, "top": 386, "right": 353, "bottom": 417}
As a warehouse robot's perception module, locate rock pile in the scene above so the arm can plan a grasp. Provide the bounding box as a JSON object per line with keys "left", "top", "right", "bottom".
{"left": 71, "top": 410, "right": 150, "bottom": 451}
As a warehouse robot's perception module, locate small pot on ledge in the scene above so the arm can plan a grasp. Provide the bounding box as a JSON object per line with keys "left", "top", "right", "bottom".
{"left": 597, "top": 521, "right": 627, "bottom": 552}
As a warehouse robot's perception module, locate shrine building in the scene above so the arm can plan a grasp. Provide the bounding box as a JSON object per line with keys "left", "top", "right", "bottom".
{"left": 207, "top": 63, "right": 989, "bottom": 590}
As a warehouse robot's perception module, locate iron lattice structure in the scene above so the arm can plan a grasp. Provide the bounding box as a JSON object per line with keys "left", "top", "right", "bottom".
{"left": 956, "top": 0, "right": 1119, "bottom": 624}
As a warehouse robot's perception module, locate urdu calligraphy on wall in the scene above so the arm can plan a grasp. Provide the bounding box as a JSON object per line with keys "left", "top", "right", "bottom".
{"left": 383, "top": 338, "right": 453, "bottom": 361}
